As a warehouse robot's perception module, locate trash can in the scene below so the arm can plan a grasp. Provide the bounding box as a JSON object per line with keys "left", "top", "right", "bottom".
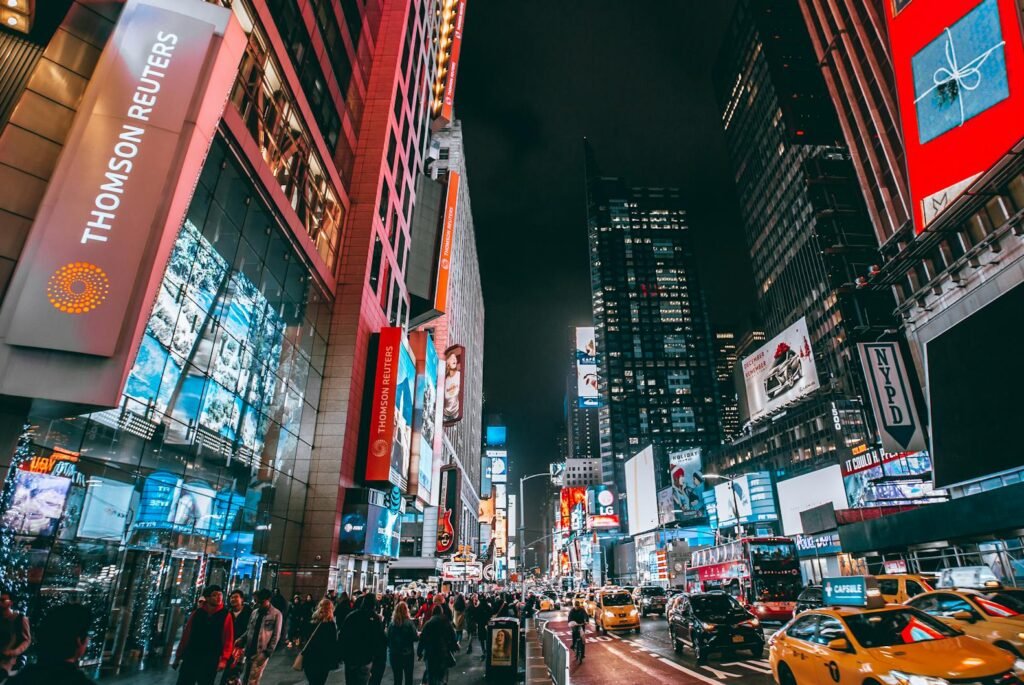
{"left": 485, "top": 617, "right": 519, "bottom": 681}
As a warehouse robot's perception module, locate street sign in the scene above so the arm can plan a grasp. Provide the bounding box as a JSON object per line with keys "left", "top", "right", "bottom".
{"left": 483, "top": 564, "right": 495, "bottom": 581}
{"left": 823, "top": 576, "right": 883, "bottom": 608}
{"left": 441, "top": 561, "right": 483, "bottom": 581}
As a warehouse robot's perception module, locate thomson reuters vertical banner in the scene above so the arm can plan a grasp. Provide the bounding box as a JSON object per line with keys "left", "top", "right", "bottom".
{"left": 433, "top": 171, "right": 460, "bottom": 314}
{"left": 367, "top": 327, "right": 404, "bottom": 484}
{"left": 0, "top": 0, "right": 244, "bottom": 405}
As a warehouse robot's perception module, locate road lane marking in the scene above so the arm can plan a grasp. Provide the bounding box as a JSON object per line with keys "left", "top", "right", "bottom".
{"left": 723, "top": 661, "right": 773, "bottom": 674}
{"left": 604, "top": 644, "right": 674, "bottom": 680}
{"left": 699, "top": 664, "right": 742, "bottom": 679}
{"left": 653, "top": 655, "right": 733, "bottom": 684}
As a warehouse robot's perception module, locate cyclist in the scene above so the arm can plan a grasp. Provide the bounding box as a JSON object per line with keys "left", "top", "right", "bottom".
{"left": 567, "top": 599, "right": 589, "bottom": 663}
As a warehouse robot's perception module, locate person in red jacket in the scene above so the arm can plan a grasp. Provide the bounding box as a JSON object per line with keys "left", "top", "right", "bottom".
{"left": 174, "top": 585, "right": 234, "bottom": 685}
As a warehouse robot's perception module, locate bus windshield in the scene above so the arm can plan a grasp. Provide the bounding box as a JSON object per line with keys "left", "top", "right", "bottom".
{"left": 749, "top": 542, "right": 796, "bottom": 564}
{"left": 753, "top": 576, "right": 802, "bottom": 603}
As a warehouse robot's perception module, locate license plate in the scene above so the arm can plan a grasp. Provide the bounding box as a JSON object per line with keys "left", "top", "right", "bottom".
{"left": 618, "top": 614, "right": 626, "bottom": 618}
{"left": 732, "top": 635, "right": 744, "bottom": 643}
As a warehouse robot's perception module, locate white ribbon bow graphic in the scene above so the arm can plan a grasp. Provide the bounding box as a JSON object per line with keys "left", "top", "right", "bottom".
{"left": 914, "top": 26, "right": 1006, "bottom": 128}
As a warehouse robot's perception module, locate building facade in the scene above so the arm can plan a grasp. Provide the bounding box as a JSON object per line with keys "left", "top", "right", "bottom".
{"left": 713, "top": 331, "right": 740, "bottom": 443}
{"left": 585, "top": 144, "right": 721, "bottom": 522}
{"left": 0, "top": 0, "right": 473, "bottom": 677}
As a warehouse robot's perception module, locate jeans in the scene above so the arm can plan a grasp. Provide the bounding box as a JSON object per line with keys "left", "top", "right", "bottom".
{"left": 390, "top": 654, "right": 414, "bottom": 685}
{"left": 345, "top": 664, "right": 372, "bottom": 685}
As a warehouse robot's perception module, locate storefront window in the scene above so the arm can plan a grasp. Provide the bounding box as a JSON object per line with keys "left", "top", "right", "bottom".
{"left": 0, "top": 135, "right": 331, "bottom": 678}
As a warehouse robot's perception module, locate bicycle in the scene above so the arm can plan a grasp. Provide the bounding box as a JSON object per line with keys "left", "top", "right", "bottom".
{"left": 570, "top": 621, "right": 586, "bottom": 664}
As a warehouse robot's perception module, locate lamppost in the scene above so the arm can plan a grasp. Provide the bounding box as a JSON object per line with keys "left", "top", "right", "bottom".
{"left": 703, "top": 473, "right": 744, "bottom": 539}
{"left": 518, "top": 472, "right": 549, "bottom": 610}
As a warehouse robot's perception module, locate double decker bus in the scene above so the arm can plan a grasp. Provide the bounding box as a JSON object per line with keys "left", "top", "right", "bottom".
{"left": 685, "top": 536, "right": 801, "bottom": 621}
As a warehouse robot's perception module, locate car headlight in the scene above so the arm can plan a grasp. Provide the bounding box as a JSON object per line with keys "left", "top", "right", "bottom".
{"left": 604, "top": 610, "right": 615, "bottom": 617}
{"left": 881, "top": 672, "right": 950, "bottom": 685}
{"left": 1013, "top": 660, "right": 1024, "bottom": 677}
{"left": 741, "top": 618, "right": 760, "bottom": 627}
{"left": 629, "top": 609, "right": 638, "bottom": 616}
{"left": 700, "top": 622, "right": 717, "bottom": 632}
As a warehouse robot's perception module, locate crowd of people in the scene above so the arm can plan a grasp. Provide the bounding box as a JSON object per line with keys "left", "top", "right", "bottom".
{"left": 0, "top": 585, "right": 527, "bottom": 685}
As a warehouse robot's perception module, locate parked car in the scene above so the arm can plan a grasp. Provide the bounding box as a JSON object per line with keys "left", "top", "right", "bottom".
{"left": 794, "top": 585, "right": 823, "bottom": 614}
{"left": 668, "top": 591, "right": 764, "bottom": 664}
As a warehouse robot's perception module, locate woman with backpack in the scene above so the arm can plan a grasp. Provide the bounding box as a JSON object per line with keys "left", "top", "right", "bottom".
{"left": 386, "top": 602, "right": 417, "bottom": 685}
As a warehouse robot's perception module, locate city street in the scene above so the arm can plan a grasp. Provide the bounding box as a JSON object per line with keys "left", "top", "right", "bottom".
{"left": 542, "top": 610, "right": 777, "bottom": 685}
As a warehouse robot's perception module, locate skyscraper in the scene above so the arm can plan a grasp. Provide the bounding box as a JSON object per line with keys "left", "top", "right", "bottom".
{"left": 714, "top": 331, "right": 741, "bottom": 443}
{"left": 707, "top": 0, "right": 894, "bottom": 480}
{"left": 585, "top": 144, "right": 721, "bottom": 508}
{"left": 566, "top": 327, "right": 602, "bottom": 477}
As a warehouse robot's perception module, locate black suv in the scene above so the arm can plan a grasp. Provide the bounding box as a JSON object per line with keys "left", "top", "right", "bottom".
{"left": 633, "top": 585, "right": 668, "bottom": 616}
{"left": 668, "top": 591, "right": 764, "bottom": 664}
{"left": 795, "top": 585, "right": 823, "bottom": 615}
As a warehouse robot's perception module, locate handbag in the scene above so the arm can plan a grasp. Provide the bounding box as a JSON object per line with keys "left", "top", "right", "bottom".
{"left": 292, "top": 621, "right": 323, "bottom": 671}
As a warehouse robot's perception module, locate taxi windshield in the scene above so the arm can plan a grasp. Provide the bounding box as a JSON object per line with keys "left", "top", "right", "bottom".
{"left": 844, "top": 609, "right": 960, "bottom": 648}
{"left": 602, "top": 593, "right": 632, "bottom": 607}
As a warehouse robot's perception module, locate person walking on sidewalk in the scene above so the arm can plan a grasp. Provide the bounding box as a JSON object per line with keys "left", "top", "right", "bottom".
{"left": 386, "top": 602, "right": 417, "bottom": 685}
{"left": 9, "top": 604, "right": 93, "bottom": 685}
{"left": 233, "top": 589, "right": 282, "bottom": 685}
{"left": 0, "top": 590, "right": 30, "bottom": 681}
{"left": 301, "top": 599, "right": 338, "bottom": 685}
{"left": 473, "top": 596, "right": 492, "bottom": 659}
{"left": 451, "top": 594, "right": 467, "bottom": 645}
{"left": 221, "top": 589, "right": 253, "bottom": 684}
{"left": 339, "top": 594, "right": 386, "bottom": 685}
{"left": 417, "top": 607, "right": 457, "bottom": 685}
{"left": 174, "top": 585, "right": 235, "bottom": 685}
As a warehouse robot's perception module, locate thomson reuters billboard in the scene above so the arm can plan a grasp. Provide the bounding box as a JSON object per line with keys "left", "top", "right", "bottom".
{"left": 366, "top": 328, "right": 416, "bottom": 488}
{"left": 886, "top": 0, "right": 1024, "bottom": 232}
{"left": 0, "top": 0, "right": 244, "bottom": 406}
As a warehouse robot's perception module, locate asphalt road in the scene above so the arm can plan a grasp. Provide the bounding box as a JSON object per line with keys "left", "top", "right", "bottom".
{"left": 542, "top": 609, "right": 779, "bottom": 685}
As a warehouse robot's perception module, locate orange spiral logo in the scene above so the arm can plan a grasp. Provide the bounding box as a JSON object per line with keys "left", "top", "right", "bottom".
{"left": 47, "top": 262, "right": 110, "bottom": 314}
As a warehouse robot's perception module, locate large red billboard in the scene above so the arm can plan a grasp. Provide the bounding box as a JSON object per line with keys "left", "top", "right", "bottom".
{"left": 886, "top": 0, "right": 1024, "bottom": 232}
{"left": 366, "top": 328, "right": 415, "bottom": 486}
{"left": 559, "top": 486, "right": 587, "bottom": 532}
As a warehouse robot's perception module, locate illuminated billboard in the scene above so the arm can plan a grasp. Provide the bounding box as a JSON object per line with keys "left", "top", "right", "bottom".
{"left": 587, "top": 484, "right": 619, "bottom": 530}
{"left": 486, "top": 449, "right": 508, "bottom": 483}
{"left": 669, "top": 448, "right": 706, "bottom": 519}
{"left": 338, "top": 488, "right": 404, "bottom": 559}
{"left": 549, "top": 461, "right": 565, "bottom": 487}
{"left": 776, "top": 465, "right": 848, "bottom": 535}
{"left": 575, "top": 327, "right": 601, "bottom": 408}
{"left": 0, "top": 0, "right": 244, "bottom": 406}
{"left": 409, "top": 331, "right": 440, "bottom": 503}
{"left": 443, "top": 345, "right": 465, "bottom": 425}
{"left": 710, "top": 472, "right": 777, "bottom": 528}
{"left": 366, "top": 328, "right": 415, "bottom": 487}
{"left": 436, "top": 465, "right": 460, "bottom": 555}
{"left": 742, "top": 318, "right": 818, "bottom": 422}
{"left": 433, "top": 171, "right": 460, "bottom": 314}
{"left": 431, "top": 0, "right": 467, "bottom": 127}
{"left": 559, "top": 487, "right": 587, "bottom": 532}
{"left": 886, "top": 0, "right": 1024, "bottom": 232}
{"left": 625, "top": 446, "right": 659, "bottom": 536}
{"left": 841, "top": 450, "right": 945, "bottom": 508}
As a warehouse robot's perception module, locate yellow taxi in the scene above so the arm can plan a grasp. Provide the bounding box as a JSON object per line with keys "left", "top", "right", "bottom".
{"left": 906, "top": 587, "right": 1024, "bottom": 656}
{"left": 594, "top": 588, "right": 641, "bottom": 634}
{"left": 584, "top": 591, "right": 599, "bottom": 618}
{"left": 769, "top": 577, "right": 1024, "bottom": 685}
{"left": 875, "top": 574, "right": 935, "bottom": 604}
{"left": 538, "top": 596, "right": 555, "bottom": 612}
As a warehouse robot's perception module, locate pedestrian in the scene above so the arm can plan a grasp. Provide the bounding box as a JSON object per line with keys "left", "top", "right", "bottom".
{"left": 338, "top": 593, "right": 386, "bottom": 685}
{"left": 301, "top": 594, "right": 316, "bottom": 644}
{"left": 474, "top": 596, "right": 491, "bottom": 658}
{"left": 334, "top": 592, "right": 352, "bottom": 635}
{"left": 287, "top": 595, "right": 304, "bottom": 648}
{"left": 220, "top": 590, "right": 251, "bottom": 685}
{"left": 451, "top": 594, "right": 467, "bottom": 644}
{"left": 174, "top": 585, "right": 235, "bottom": 685}
{"left": 463, "top": 596, "right": 479, "bottom": 655}
{"left": 0, "top": 589, "right": 31, "bottom": 681}
{"left": 300, "top": 599, "right": 338, "bottom": 685}
{"left": 417, "top": 607, "right": 457, "bottom": 685}
{"left": 386, "top": 602, "right": 417, "bottom": 685}
{"left": 8, "top": 604, "right": 93, "bottom": 685}
{"left": 432, "top": 594, "right": 452, "bottom": 623}
{"left": 232, "top": 588, "right": 282, "bottom": 685}
{"left": 413, "top": 598, "right": 432, "bottom": 629}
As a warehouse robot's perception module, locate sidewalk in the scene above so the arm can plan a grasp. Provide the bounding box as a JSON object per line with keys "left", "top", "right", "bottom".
{"left": 103, "top": 643, "right": 489, "bottom": 685}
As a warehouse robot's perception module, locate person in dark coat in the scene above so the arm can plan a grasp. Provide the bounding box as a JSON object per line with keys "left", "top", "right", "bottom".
{"left": 220, "top": 590, "right": 251, "bottom": 685}
{"left": 173, "top": 585, "right": 234, "bottom": 685}
{"left": 339, "top": 594, "right": 386, "bottom": 685}
{"left": 302, "top": 599, "right": 338, "bottom": 685}
{"left": 473, "top": 596, "right": 492, "bottom": 658}
{"left": 9, "top": 604, "right": 94, "bottom": 685}
{"left": 417, "top": 607, "right": 457, "bottom": 685}
{"left": 386, "top": 602, "right": 417, "bottom": 685}
{"left": 334, "top": 591, "right": 352, "bottom": 634}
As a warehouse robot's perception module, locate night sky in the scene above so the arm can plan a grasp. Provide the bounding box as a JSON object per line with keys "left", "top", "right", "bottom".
{"left": 456, "top": 2, "right": 755, "bottom": 503}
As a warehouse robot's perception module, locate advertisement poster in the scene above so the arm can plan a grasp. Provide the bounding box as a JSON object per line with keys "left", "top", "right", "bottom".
{"left": 741, "top": 318, "right": 818, "bottom": 422}
{"left": 841, "top": 450, "right": 945, "bottom": 507}
{"left": 713, "top": 472, "right": 778, "bottom": 528}
{"left": 776, "top": 465, "right": 848, "bottom": 535}
{"left": 669, "top": 448, "right": 706, "bottom": 518}
{"left": 443, "top": 345, "right": 465, "bottom": 425}
{"left": 2, "top": 470, "right": 71, "bottom": 537}
{"left": 559, "top": 487, "right": 587, "bottom": 532}
{"left": 436, "top": 465, "right": 460, "bottom": 555}
{"left": 575, "top": 327, "right": 601, "bottom": 408}
{"left": 490, "top": 627, "right": 513, "bottom": 666}
{"left": 549, "top": 461, "right": 565, "bottom": 487}
{"left": 366, "top": 328, "right": 415, "bottom": 486}
{"left": 886, "top": 0, "right": 1024, "bottom": 232}
{"left": 132, "top": 471, "right": 241, "bottom": 538}
{"left": 487, "top": 450, "right": 508, "bottom": 483}
{"left": 657, "top": 487, "right": 676, "bottom": 526}
{"left": 495, "top": 483, "right": 508, "bottom": 510}
{"left": 481, "top": 455, "right": 492, "bottom": 498}
{"left": 587, "top": 484, "right": 620, "bottom": 529}
{"left": 624, "top": 446, "right": 659, "bottom": 535}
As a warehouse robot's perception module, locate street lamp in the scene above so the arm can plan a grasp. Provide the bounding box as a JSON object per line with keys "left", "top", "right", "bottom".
{"left": 518, "top": 472, "right": 549, "bottom": 610}
{"left": 703, "top": 473, "right": 744, "bottom": 539}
